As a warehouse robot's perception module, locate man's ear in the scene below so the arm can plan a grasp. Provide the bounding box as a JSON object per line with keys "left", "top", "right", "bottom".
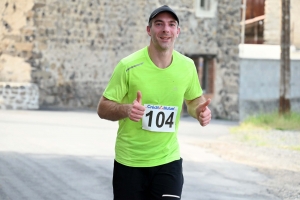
{"left": 177, "top": 26, "right": 181, "bottom": 37}
{"left": 146, "top": 26, "right": 151, "bottom": 36}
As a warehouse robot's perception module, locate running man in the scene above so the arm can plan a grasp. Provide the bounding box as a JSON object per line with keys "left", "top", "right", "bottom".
{"left": 97, "top": 5, "right": 211, "bottom": 200}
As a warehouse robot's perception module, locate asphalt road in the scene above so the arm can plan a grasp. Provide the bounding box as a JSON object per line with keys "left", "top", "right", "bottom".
{"left": 0, "top": 110, "right": 280, "bottom": 200}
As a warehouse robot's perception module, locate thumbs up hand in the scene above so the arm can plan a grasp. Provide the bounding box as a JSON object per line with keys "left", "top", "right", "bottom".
{"left": 196, "top": 98, "right": 211, "bottom": 126}
{"left": 128, "top": 91, "right": 145, "bottom": 122}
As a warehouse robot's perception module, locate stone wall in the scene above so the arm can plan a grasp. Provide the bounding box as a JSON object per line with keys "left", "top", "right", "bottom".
{"left": 264, "top": 0, "right": 300, "bottom": 48}
{"left": 213, "top": 0, "right": 240, "bottom": 120}
{"left": 0, "top": 0, "right": 44, "bottom": 74}
{"left": 0, "top": 0, "right": 40, "bottom": 110}
{"left": 29, "top": 0, "right": 240, "bottom": 119}
{"left": 0, "top": 82, "right": 39, "bottom": 109}
{"left": 31, "top": 0, "right": 148, "bottom": 108}
{"left": 1, "top": 0, "right": 241, "bottom": 120}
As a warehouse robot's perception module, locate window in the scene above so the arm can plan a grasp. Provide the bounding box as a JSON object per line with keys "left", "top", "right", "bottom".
{"left": 200, "top": 0, "right": 210, "bottom": 11}
{"left": 195, "top": 0, "right": 218, "bottom": 18}
{"left": 190, "top": 55, "right": 215, "bottom": 94}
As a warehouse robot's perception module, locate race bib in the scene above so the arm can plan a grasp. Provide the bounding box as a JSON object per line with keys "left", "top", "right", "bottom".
{"left": 142, "top": 104, "right": 178, "bottom": 132}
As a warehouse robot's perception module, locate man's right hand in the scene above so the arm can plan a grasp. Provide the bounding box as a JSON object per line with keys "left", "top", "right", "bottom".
{"left": 128, "top": 91, "right": 145, "bottom": 122}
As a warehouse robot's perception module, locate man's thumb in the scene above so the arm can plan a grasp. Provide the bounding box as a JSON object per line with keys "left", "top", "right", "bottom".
{"left": 136, "top": 91, "right": 142, "bottom": 104}
{"left": 199, "top": 98, "right": 211, "bottom": 111}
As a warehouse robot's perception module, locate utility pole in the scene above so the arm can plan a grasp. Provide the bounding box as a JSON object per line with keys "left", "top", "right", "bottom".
{"left": 279, "top": 0, "right": 291, "bottom": 115}
{"left": 241, "top": 0, "right": 247, "bottom": 44}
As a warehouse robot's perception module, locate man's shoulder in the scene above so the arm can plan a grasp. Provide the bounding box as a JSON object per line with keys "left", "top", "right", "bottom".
{"left": 120, "top": 47, "right": 147, "bottom": 65}
{"left": 173, "top": 50, "right": 194, "bottom": 63}
{"left": 173, "top": 50, "right": 194, "bottom": 64}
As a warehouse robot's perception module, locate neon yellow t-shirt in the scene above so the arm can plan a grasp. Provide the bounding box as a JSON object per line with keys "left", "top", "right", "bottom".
{"left": 103, "top": 46, "right": 202, "bottom": 167}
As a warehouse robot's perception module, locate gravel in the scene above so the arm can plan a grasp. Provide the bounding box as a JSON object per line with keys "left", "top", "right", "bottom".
{"left": 195, "top": 129, "right": 300, "bottom": 200}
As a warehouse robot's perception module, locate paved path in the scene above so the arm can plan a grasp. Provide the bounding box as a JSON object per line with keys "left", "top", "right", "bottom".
{"left": 0, "top": 110, "right": 279, "bottom": 200}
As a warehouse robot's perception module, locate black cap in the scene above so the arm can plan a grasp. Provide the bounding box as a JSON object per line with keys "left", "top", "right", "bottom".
{"left": 148, "top": 5, "right": 179, "bottom": 25}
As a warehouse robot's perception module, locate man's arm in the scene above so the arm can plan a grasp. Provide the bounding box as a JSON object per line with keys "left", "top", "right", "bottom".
{"left": 185, "top": 96, "right": 211, "bottom": 126}
{"left": 97, "top": 91, "right": 145, "bottom": 122}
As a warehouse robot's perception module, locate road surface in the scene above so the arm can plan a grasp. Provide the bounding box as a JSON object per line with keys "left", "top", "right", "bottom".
{"left": 0, "top": 110, "right": 279, "bottom": 200}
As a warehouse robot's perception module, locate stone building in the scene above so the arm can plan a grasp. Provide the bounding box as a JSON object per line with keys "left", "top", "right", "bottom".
{"left": 0, "top": 0, "right": 241, "bottom": 120}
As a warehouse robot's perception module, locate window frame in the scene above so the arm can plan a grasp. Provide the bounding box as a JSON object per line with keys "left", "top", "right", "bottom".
{"left": 195, "top": 0, "right": 218, "bottom": 18}
{"left": 186, "top": 54, "right": 216, "bottom": 95}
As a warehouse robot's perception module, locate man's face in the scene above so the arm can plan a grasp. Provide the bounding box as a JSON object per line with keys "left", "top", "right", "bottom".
{"left": 147, "top": 12, "right": 180, "bottom": 51}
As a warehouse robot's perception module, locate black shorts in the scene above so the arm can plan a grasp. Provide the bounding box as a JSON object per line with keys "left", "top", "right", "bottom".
{"left": 113, "top": 158, "right": 184, "bottom": 200}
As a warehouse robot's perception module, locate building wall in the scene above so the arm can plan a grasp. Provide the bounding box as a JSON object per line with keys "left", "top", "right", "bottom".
{"left": 30, "top": 0, "right": 151, "bottom": 108}
{"left": 0, "top": 0, "right": 35, "bottom": 81}
{"left": 264, "top": 0, "right": 280, "bottom": 45}
{"left": 0, "top": 82, "right": 39, "bottom": 109}
{"left": 0, "top": 0, "right": 40, "bottom": 109}
{"left": 0, "top": 0, "right": 241, "bottom": 120}
{"left": 291, "top": 0, "right": 300, "bottom": 48}
{"left": 214, "top": 0, "right": 240, "bottom": 119}
{"left": 239, "top": 58, "right": 300, "bottom": 120}
{"left": 264, "top": 0, "right": 300, "bottom": 48}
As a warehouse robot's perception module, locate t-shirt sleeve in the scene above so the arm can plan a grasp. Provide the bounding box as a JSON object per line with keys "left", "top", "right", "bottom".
{"left": 103, "top": 61, "right": 128, "bottom": 103}
{"left": 184, "top": 64, "right": 203, "bottom": 100}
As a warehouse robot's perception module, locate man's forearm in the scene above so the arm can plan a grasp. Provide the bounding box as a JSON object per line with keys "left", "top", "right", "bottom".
{"left": 186, "top": 96, "right": 206, "bottom": 118}
{"left": 187, "top": 100, "right": 198, "bottom": 119}
{"left": 97, "top": 96, "right": 131, "bottom": 121}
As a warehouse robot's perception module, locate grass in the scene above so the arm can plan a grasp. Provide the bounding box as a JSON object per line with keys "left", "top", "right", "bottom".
{"left": 230, "top": 112, "right": 300, "bottom": 151}
{"left": 290, "top": 146, "right": 300, "bottom": 151}
{"left": 241, "top": 112, "right": 300, "bottom": 131}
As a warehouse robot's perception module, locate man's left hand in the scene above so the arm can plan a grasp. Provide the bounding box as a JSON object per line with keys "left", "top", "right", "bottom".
{"left": 196, "top": 99, "right": 211, "bottom": 126}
